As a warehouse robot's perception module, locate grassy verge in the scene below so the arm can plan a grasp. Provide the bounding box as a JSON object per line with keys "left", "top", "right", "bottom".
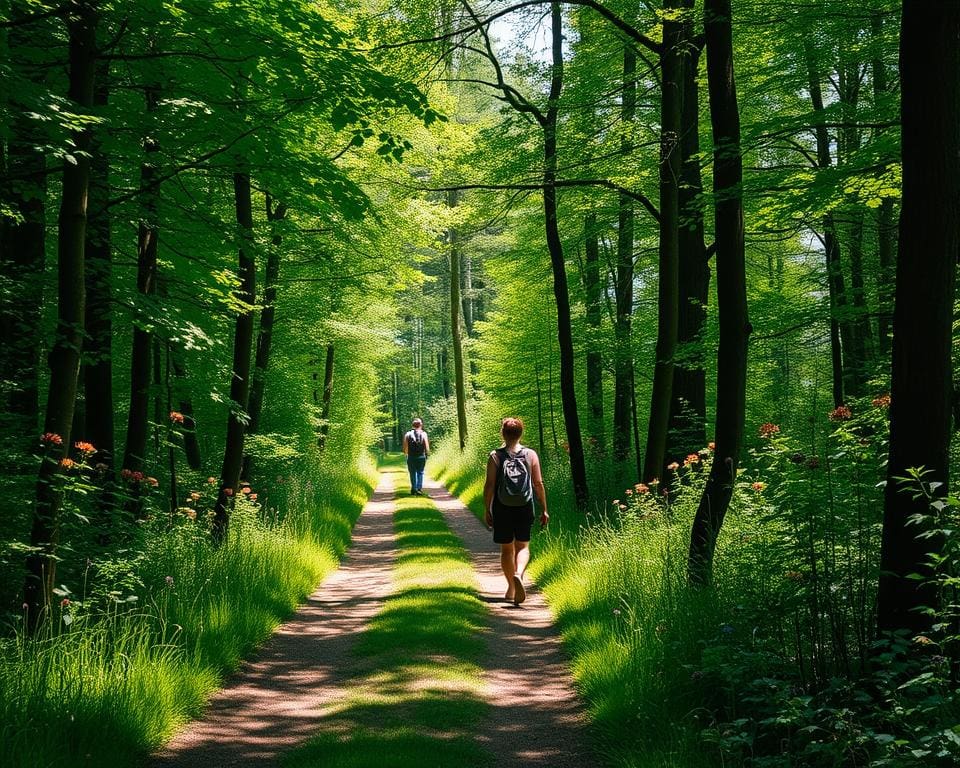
{"left": 0, "top": 458, "right": 377, "bottom": 768}
{"left": 432, "top": 437, "right": 722, "bottom": 768}
{"left": 283, "top": 464, "right": 490, "bottom": 768}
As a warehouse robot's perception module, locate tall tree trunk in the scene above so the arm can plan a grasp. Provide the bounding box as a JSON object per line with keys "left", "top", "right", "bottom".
{"left": 669, "top": 11, "right": 709, "bottom": 461}
{"left": 584, "top": 213, "right": 605, "bottom": 452}
{"left": 212, "top": 170, "right": 257, "bottom": 541}
{"left": 242, "top": 196, "right": 286, "bottom": 479}
{"left": 687, "top": 0, "right": 749, "bottom": 587}
{"left": 877, "top": 0, "right": 959, "bottom": 634}
{"left": 83, "top": 57, "right": 114, "bottom": 474}
{"left": 462, "top": 251, "right": 474, "bottom": 336}
{"left": 643, "top": 1, "right": 683, "bottom": 483}
{"left": 805, "top": 43, "right": 860, "bottom": 403}
{"left": 169, "top": 349, "right": 201, "bottom": 470}
{"left": 122, "top": 85, "right": 160, "bottom": 485}
{"left": 24, "top": 2, "right": 97, "bottom": 628}
{"left": 1, "top": 14, "right": 48, "bottom": 444}
{"left": 872, "top": 11, "right": 895, "bottom": 358}
{"left": 448, "top": 188, "right": 469, "bottom": 451}
{"left": 613, "top": 45, "right": 636, "bottom": 462}
{"left": 318, "top": 343, "right": 335, "bottom": 451}
{"left": 847, "top": 212, "right": 873, "bottom": 375}
{"left": 543, "top": 3, "right": 588, "bottom": 506}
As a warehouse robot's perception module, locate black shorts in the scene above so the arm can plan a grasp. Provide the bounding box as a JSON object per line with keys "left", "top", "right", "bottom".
{"left": 492, "top": 500, "right": 535, "bottom": 544}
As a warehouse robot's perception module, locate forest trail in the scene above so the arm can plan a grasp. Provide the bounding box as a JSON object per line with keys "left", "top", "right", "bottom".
{"left": 150, "top": 467, "right": 591, "bottom": 767}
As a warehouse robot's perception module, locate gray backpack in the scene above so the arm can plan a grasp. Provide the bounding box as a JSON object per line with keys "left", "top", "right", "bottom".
{"left": 496, "top": 447, "right": 533, "bottom": 506}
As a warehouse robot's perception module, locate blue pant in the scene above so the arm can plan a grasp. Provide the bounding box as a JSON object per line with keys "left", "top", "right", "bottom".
{"left": 407, "top": 455, "right": 426, "bottom": 492}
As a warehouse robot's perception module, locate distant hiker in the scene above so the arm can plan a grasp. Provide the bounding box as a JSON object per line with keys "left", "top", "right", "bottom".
{"left": 483, "top": 417, "right": 549, "bottom": 605}
{"left": 402, "top": 418, "right": 430, "bottom": 496}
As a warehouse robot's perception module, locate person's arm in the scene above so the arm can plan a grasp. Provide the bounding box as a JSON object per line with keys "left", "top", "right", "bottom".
{"left": 483, "top": 452, "right": 497, "bottom": 528}
{"left": 424, "top": 434, "right": 430, "bottom": 456}
{"left": 402, "top": 432, "right": 408, "bottom": 456}
{"left": 529, "top": 450, "right": 549, "bottom": 527}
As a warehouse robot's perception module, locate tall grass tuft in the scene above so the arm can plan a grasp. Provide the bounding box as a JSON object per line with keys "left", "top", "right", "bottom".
{"left": 0, "top": 458, "right": 376, "bottom": 768}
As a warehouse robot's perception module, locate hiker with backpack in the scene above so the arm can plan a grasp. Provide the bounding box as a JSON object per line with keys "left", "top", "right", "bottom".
{"left": 402, "top": 418, "right": 430, "bottom": 496}
{"left": 483, "top": 417, "right": 549, "bottom": 605}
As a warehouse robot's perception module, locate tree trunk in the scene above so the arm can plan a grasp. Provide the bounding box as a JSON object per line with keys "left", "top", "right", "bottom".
{"left": 877, "top": 0, "right": 959, "bottom": 635}
{"left": 212, "top": 170, "right": 257, "bottom": 541}
{"left": 872, "top": 11, "right": 894, "bottom": 358}
{"left": 242, "top": 196, "right": 286, "bottom": 478}
{"left": 613, "top": 45, "right": 636, "bottom": 463}
{"left": 543, "top": 3, "right": 588, "bottom": 506}
{"left": 584, "top": 213, "right": 605, "bottom": 452}
{"left": 643, "top": 1, "right": 683, "bottom": 483}
{"left": 669, "top": 11, "right": 709, "bottom": 461}
{"left": 687, "top": 0, "right": 749, "bottom": 587}
{"left": 448, "top": 189, "right": 469, "bottom": 451}
{"left": 169, "top": 349, "right": 201, "bottom": 470}
{"left": 122, "top": 85, "right": 160, "bottom": 485}
{"left": 83, "top": 58, "right": 114, "bottom": 474}
{"left": 1, "top": 14, "right": 48, "bottom": 444}
{"left": 318, "top": 343, "right": 335, "bottom": 451}
{"left": 805, "top": 43, "right": 860, "bottom": 402}
{"left": 24, "top": 2, "right": 97, "bottom": 628}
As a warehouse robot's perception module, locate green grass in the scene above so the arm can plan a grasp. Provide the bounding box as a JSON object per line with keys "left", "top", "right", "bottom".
{"left": 0, "top": 458, "right": 376, "bottom": 768}
{"left": 432, "top": 436, "right": 729, "bottom": 768}
{"left": 283, "top": 466, "right": 491, "bottom": 768}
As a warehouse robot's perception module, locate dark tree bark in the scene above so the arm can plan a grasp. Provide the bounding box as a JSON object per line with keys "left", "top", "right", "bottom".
{"left": 241, "top": 196, "right": 286, "bottom": 479}
{"left": 669, "top": 8, "right": 709, "bottom": 462}
{"left": 687, "top": 0, "right": 750, "bottom": 587}
{"left": 317, "top": 343, "right": 335, "bottom": 451}
{"left": 613, "top": 45, "right": 636, "bottom": 463}
{"left": 122, "top": 84, "right": 160, "bottom": 485}
{"left": 877, "top": 0, "right": 959, "bottom": 635}
{"left": 872, "top": 10, "right": 895, "bottom": 358}
{"left": 448, "top": 188, "right": 469, "bottom": 451}
{"left": 82, "top": 57, "right": 114, "bottom": 474}
{"left": 584, "top": 213, "right": 605, "bottom": 452}
{"left": 643, "top": 0, "right": 682, "bottom": 483}
{"left": 805, "top": 43, "right": 860, "bottom": 403}
{"left": 543, "top": 3, "right": 589, "bottom": 506}
{"left": 1, "top": 14, "right": 48, "bottom": 442}
{"left": 169, "top": 349, "right": 201, "bottom": 470}
{"left": 24, "top": 1, "right": 97, "bottom": 628}
{"left": 212, "top": 170, "right": 257, "bottom": 540}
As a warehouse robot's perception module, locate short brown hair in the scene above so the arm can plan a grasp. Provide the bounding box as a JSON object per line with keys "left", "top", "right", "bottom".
{"left": 501, "top": 417, "right": 524, "bottom": 441}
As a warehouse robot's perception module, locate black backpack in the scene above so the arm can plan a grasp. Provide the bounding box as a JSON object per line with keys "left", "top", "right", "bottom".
{"left": 408, "top": 430, "right": 426, "bottom": 457}
{"left": 496, "top": 447, "right": 533, "bottom": 507}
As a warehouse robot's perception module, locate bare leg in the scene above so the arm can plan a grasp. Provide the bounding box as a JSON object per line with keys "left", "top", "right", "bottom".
{"left": 500, "top": 542, "right": 516, "bottom": 599}
{"left": 514, "top": 541, "right": 530, "bottom": 579}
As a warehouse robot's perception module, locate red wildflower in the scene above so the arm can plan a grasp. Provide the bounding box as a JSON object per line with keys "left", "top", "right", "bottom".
{"left": 189, "top": 492, "right": 201, "bottom": 502}
{"left": 241, "top": 486, "right": 251, "bottom": 494}
{"left": 751, "top": 481, "right": 766, "bottom": 492}
{"left": 145, "top": 476, "right": 158, "bottom": 487}
{"left": 684, "top": 453, "right": 700, "bottom": 466}
{"left": 829, "top": 405, "right": 852, "bottom": 422}
{"left": 60, "top": 598, "right": 70, "bottom": 608}
{"left": 872, "top": 394, "right": 891, "bottom": 409}
{"left": 708, "top": 441, "right": 716, "bottom": 451}
{"left": 625, "top": 488, "right": 633, "bottom": 496}
{"left": 169, "top": 411, "right": 185, "bottom": 424}
{"left": 40, "top": 432, "right": 63, "bottom": 446}
{"left": 224, "top": 487, "right": 234, "bottom": 497}
{"left": 60, "top": 457, "right": 76, "bottom": 469}
{"left": 249, "top": 493, "right": 258, "bottom": 501}
{"left": 758, "top": 423, "right": 780, "bottom": 439}
{"left": 635, "top": 483, "right": 650, "bottom": 494}
{"left": 207, "top": 476, "right": 217, "bottom": 485}
{"left": 667, "top": 461, "right": 680, "bottom": 471}
{"left": 120, "top": 468, "right": 134, "bottom": 480}
{"left": 74, "top": 441, "right": 96, "bottom": 455}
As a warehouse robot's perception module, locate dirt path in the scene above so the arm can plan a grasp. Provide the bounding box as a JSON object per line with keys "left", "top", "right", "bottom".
{"left": 426, "top": 476, "right": 593, "bottom": 768}
{"left": 151, "top": 473, "right": 398, "bottom": 767}
{"left": 150, "top": 468, "right": 592, "bottom": 767}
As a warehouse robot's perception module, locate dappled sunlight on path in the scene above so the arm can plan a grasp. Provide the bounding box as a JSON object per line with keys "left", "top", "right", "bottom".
{"left": 426, "top": 477, "right": 593, "bottom": 767}
{"left": 151, "top": 473, "right": 398, "bottom": 767}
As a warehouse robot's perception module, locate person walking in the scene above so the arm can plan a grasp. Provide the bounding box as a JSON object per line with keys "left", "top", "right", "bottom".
{"left": 483, "top": 417, "right": 549, "bottom": 604}
{"left": 402, "top": 417, "right": 430, "bottom": 496}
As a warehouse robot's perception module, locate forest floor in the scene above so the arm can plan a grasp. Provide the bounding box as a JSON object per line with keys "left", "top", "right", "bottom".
{"left": 149, "top": 464, "right": 591, "bottom": 767}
